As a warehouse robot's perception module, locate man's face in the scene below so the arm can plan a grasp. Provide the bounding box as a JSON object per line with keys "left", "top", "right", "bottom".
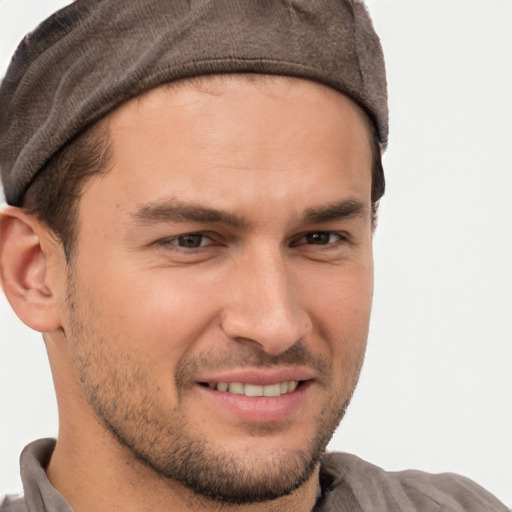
{"left": 58, "top": 76, "right": 374, "bottom": 503}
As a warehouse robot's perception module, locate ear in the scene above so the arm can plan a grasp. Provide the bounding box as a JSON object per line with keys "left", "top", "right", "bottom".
{"left": 0, "top": 207, "right": 64, "bottom": 332}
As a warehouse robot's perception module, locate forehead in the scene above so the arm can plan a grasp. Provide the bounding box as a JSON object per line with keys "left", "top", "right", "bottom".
{"left": 105, "top": 74, "right": 373, "bottom": 170}
{"left": 116, "top": 74, "right": 373, "bottom": 134}
{"left": 80, "top": 75, "right": 373, "bottom": 224}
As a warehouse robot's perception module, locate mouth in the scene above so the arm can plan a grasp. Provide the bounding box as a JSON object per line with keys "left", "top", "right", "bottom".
{"left": 199, "top": 380, "right": 301, "bottom": 397}
{"left": 194, "top": 368, "right": 316, "bottom": 422}
{"left": 196, "top": 379, "right": 312, "bottom": 424}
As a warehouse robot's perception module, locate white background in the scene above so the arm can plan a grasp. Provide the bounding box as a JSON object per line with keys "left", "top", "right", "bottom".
{"left": 1, "top": 0, "right": 511, "bottom": 506}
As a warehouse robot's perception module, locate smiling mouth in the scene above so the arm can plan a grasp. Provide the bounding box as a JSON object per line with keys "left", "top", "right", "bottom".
{"left": 199, "top": 381, "right": 304, "bottom": 397}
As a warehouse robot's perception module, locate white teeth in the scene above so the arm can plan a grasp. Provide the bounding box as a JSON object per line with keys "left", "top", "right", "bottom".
{"left": 228, "top": 382, "right": 244, "bottom": 394}
{"left": 288, "top": 381, "right": 298, "bottom": 392}
{"left": 211, "top": 381, "right": 300, "bottom": 396}
{"left": 263, "top": 383, "right": 281, "bottom": 397}
{"left": 244, "top": 384, "right": 264, "bottom": 396}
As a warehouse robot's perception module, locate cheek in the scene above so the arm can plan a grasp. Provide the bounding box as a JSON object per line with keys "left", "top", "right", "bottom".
{"left": 71, "top": 250, "right": 222, "bottom": 370}
{"left": 299, "top": 260, "right": 373, "bottom": 385}
{"left": 303, "top": 261, "right": 373, "bottom": 336}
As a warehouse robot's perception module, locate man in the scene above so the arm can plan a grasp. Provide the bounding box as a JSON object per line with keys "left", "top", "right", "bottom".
{"left": 0, "top": 1, "right": 508, "bottom": 511}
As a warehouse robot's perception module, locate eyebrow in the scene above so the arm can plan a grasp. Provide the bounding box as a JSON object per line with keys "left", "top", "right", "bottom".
{"left": 131, "top": 200, "right": 248, "bottom": 229}
{"left": 302, "top": 199, "right": 368, "bottom": 224}
{"left": 131, "top": 198, "right": 368, "bottom": 229}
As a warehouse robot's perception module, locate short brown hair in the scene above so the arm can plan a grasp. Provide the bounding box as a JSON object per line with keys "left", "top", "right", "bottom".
{"left": 22, "top": 121, "right": 111, "bottom": 261}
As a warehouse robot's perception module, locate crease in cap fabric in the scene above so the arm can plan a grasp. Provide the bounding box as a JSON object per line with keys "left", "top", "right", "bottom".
{"left": 0, "top": 0, "right": 388, "bottom": 206}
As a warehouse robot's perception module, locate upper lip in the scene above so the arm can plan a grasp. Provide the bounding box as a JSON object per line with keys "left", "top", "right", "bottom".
{"left": 195, "top": 367, "right": 316, "bottom": 386}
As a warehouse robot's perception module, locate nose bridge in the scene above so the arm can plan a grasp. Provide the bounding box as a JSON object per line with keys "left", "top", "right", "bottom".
{"left": 221, "top": 244, "right": 311, "bottom": 354}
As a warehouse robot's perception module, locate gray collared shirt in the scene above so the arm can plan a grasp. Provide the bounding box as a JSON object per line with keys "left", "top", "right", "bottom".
{"left": 1, "top": 439, "right": 508, "bottom": 511}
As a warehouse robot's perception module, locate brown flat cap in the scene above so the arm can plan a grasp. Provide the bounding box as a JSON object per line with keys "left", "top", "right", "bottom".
{"left": 0, "top": 0, "right": 388, "bottom": 206}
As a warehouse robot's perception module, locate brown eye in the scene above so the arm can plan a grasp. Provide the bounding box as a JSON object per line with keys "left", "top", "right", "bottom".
{"left": 295, "top": 232, "right": 342, "bottom": 246}
{"left": 304, "top": 232, "right": 332, "bottom": 244}
{"left": 156, "top": 232, "right": 218, "bottom": 251}
{"left": 175, "top": 234, "right": 207, "bottom": 248}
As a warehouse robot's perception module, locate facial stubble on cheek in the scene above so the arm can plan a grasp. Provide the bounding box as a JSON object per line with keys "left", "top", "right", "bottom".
{"left": 64, "top": 267, "right": 366, "bottom": 504}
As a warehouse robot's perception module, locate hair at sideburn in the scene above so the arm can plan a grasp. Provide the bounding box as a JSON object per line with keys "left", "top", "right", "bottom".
{"left": 22, "top": 90, "right": 385, "bottom": 260}
{"left": 22, "top": 121, "right": 111, "bottom": 261}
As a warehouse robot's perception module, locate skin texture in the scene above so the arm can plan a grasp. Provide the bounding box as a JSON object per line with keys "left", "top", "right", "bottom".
{"left": 0, "top": 76, "right": 374, "bottom": 512}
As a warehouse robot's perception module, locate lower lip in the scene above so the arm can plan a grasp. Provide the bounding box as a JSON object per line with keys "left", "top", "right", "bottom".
{"left": 196, "top": 381, "right": 312, "bottom": 423}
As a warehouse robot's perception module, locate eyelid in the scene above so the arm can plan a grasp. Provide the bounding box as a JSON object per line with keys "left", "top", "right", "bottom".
{"left": 151, "top": 229, "right": 350, "bottom": 250}
{"left": 171, "top": 233, "right": 212, "bottom": 247}
{"left": 154, "top": 231, "right": 217, "bottom": 249}
{"left": 291, "top": 230, "right": 350, "bottom": 247}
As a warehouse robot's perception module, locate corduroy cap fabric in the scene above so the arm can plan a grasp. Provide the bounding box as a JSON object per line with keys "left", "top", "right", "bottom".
{"left": 0, "top": 0, "right": 388, "bottom": 206}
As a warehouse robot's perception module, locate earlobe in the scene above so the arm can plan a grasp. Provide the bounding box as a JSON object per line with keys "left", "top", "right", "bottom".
{"left": 0, "top": 207, "right": 64, "bottom": 332}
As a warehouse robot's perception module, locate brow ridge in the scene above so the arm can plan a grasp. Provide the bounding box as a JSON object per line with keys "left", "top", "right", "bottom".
{"left": 302, "top": 199, "right": 368, "bottom": 224}
{"left": 132, "top": 199, "right": 248, "bottom": 229}
{"left": 131, "top": 198, "right": 367, "bottom": 229}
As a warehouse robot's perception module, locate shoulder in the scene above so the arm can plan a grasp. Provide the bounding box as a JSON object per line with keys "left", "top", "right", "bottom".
{"left": 0, "top": 495, "right": 27, "bottom": 512}
{"left": 318, "top": 452, "right": 508, "bottom": 512}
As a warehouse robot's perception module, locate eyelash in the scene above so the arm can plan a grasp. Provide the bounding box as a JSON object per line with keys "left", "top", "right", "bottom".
{"left": 156, "top": 231, "right": 348, "bottom": 250}
{"left": 168, "top": 233, "right": 213, "bottom": 248}
{"left": 290, "top": 232, "right": 347, "bottom": 247}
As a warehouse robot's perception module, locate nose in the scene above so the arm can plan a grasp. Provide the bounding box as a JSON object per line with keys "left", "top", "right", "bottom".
{"left": 220, "top": 247, "right": 312, "bottom": 355}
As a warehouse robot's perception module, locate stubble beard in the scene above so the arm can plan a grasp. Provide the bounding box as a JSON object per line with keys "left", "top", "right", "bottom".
{"left": 65, "top": 271, "right": 365, "bottom": 505}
